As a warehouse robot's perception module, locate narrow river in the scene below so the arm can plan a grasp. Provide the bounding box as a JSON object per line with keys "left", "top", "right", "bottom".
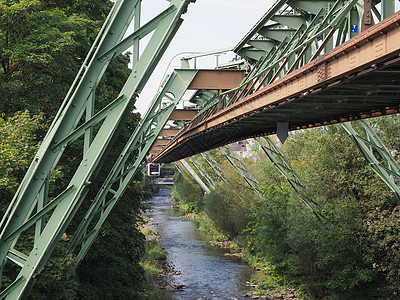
{"left": 144, "top": 189, "right": 253, "bottom": 300}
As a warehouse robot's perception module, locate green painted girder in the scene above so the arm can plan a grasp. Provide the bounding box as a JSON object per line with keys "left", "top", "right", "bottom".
{"left": 200, "top": 152, "right": 228, "bottom": 184}
{"left": 255, "top": 137, "right": 325, "bottom": 221}
{"left": 271, "top": 14, "right": 307, "bottom": 30}
{"left": 67, "top": 69, "right": 198, "bottom": 262}
{"left": 190, "top": 90, "right": 218, "bottom": 106}
{"left": 258, "top": 28, "right": 297, "bottom": 42}
{"left": 179, "top": 159, "right": 211, "bottom": 194}
{"left": 219, "top": 145, "right": 263, "bottom": 200}
{"left": 234, "top": 0, "right": 289, "bottom": 52}
{"left": 0, "top": 0, "right": 194, "bottom": 298}
{"left": 342, "top": 120, "right": 400, "bottom": 200}
{"left": 237, "top": 47, "right": 267, "bottom": 62}
{"left": 247, "top": 40, "right": 277, "bottom": 53}
{"left": 218, "top": 0, "right": 358, "bottom": 110}
{"left": 189, "top": 156, "right": 215, "bottom": 189}
{"left": 288, "top": 0, "right": 337, "bottom": 15}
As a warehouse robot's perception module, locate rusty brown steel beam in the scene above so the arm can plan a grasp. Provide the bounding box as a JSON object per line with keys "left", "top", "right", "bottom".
{"left": 169, "top": 109, "right": 199, "bottom": 121}
{"left": 159, "top": 128, "right": 180, "bottom": 137}
{"left": 153, "top": 139, "right": 171, "bottom": 146}
{"left": 149, "top": 145, "right": 164, "bottom": 155}
{"left": 155, "top": 11, "right": 400, "bottom": 163}
{"left": 188, "top": 69, "right": 246, "bottom": 90}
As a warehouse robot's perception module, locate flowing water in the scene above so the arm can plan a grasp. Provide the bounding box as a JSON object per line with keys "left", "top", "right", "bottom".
{"left": 144, "top": 189, "right": 253, "bottom": 300}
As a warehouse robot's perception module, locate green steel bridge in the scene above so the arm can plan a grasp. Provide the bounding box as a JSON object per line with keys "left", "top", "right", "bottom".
{"left": 1, "top": 0, "right": 400, "bottom": 298}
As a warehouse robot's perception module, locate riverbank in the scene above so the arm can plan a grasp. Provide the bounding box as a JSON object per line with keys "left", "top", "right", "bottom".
{"left": 176, "top": 209, "right": 303, "bottom": 300}
{"left": 140, "top": 218, "right": 177, "bottom": 300}
{"left": 145, "top": 189, "right": 254, "bottom": 299}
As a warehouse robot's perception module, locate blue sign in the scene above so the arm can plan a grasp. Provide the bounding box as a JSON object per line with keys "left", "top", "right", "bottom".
{"left": 351, "top": 24, "right": 358, "bottom": 33}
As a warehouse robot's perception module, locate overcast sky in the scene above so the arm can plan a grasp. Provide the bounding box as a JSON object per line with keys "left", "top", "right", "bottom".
{"left": 133, "top": 0, "right": 276, "bottom": 114}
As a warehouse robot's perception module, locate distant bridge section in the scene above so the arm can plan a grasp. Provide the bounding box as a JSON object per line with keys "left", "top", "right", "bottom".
{"left": 155, "top": 10, "right": 400, "bottom": 163}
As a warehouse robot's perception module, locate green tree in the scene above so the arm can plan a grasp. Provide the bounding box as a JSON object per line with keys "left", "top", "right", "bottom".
{"left": 0, "top": 110, "right": 46, "bottom": 210}
{"left": 0, "top": 0, "right": 108, "bottom": 117}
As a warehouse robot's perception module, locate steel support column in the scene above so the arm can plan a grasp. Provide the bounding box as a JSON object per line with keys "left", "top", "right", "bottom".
{"left": 179, "top": 160, "right": 211, "bottom": 194}
{"left": 0, "top": 0, "right": 194, "bottom": 298}
{"left": 219, "top": 145, "right": 263, "bottom": 199}
{"left": 68, "top": 69, "right": 198, "bottom": 263}
{"left": 188, "top": 157, "right": 215, "bottom": 189}
{"left": 342, "top": 119, "right": 400, "bottom": 199}
{"left": 256, "top": 137, "right": 325, "bottom": 221}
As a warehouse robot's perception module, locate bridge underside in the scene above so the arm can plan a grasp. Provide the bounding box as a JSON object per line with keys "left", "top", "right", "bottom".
{"left": 157, "top": 58, "right": 400, "bottom": 163}
{"left": 156, "top": 11, "right": 400, "bottom": 163}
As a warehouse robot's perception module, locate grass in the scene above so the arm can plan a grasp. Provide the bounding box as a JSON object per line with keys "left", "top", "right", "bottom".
{"left": 139, "top": 224, "right": 176, "bottom": 300}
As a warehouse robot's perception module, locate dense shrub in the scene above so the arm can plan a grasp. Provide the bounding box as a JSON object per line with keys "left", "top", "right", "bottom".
{"left": 172, "top": 116, "right": 400, "bottom": 299}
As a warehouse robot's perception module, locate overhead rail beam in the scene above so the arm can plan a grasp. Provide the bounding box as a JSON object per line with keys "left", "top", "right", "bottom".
{"left": 155, "top": 10, "right": 400, "bottom": 163}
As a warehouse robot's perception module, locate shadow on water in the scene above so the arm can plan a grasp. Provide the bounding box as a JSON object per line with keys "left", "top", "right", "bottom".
{"left": 144, "top": 189, "right": 253, "bottom": 300}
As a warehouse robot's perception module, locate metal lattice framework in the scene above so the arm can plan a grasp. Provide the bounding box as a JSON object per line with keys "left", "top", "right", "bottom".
{"left": 255, "top": 136, "right": 325, "bottom": 221}
{"left": 342, "top": 119, "right": 400, "bottom": 199}
{"left": 155, "top": 0, "right": 400, "bottom": 163}
{"left": 188, "top": 156, "right": 216, "bottom": 189}
{"left": 178, "top": 159, "right": 211, "bottom": 194}
{"left": 0, "top": 0, "right": 195, "bottom": 298}
{"left": 219, "top": 145, "right": 264, "bottom": 199}
{"left": 200, "top": 152, "right": 228, "bottom": 184}
{"left": 153, "top": 0, "right": 400, "bottom": 219}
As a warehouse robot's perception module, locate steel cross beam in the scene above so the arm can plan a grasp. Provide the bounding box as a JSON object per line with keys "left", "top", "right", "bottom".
{"left": 342, "top": 119, "right": 400, "bottom": 200}
{"left": 255, "top": 137, "right": 325, "bottom": 221}
{"left": 194, "top": 0, "right": 361, "bottom": 120}
{"left": 188, "top": 157, "right": 216, "bottom": 189}
{"left": 219, "top": 145, "right": 263, "bottom": 199}
{"left": 0, "top": 0, "right": 194, "bottom": 298}
{"left": 200, "top": 152, "right": 228, "bottom": 184}
{"left": 67, "top": 69, "right": 198, "bottom": 263}
{"left": 178, "top": 160, "right": 211, "bottom": 194}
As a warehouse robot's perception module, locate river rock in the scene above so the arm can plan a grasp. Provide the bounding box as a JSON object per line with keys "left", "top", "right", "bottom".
{"left": 244, "top": 293, "right": 252, "bottom": 297}
{"left": 164, "top": 284, "right": 184, "bottom": 292}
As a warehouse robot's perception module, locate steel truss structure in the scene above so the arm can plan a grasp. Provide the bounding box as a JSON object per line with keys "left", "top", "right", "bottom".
{"left": 155, "top": 0, "right": 400, "bottom": 163}
{"left": 219, "top": 146, "right": 263, "bottom": 199}
{"left": 0, "top": 0, "right": 195, "bottom": 298}
{"left": 194, "top": 0, "right": 397, "bottom": 121}
{"left": 177, "top": 160, "right": 211, "bottom": 194}
{"left": 255, "top": 137, "right": 325, "bottom": 221}
{"left": 156, "top": 0, "right": 400, "bottom": 221}
{"left": 342, "top": 120, "right": 400, "bottom": 200}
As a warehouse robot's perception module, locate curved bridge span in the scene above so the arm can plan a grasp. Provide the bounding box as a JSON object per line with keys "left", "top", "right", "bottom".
{"left": 155, "top": 11, "right": 400, "bottom": 163}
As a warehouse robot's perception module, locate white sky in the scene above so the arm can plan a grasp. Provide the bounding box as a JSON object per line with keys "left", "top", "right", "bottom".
{"left": 133, "top": 0, "right": 276, "bottom": 114}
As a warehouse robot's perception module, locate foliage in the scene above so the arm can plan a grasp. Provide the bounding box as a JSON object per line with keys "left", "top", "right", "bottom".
{"left": 76, "top": 182, "right": 147, "bottom": 299}
{"left": 0, "top": 0, "right": 157, "bottom": 299}
{"left": 0, "top": 110, "right": 46, "bottom": 210}
{"left": 203, "top": 181, "right": 252, "bottom": 239}
{"left": 140, "top": 234, "right": 175, "bottom": 300}
{"left": 0, "top": 0, "right": 102, "bottom": 116}
{"left": 171, "top": 171, "right": 204, "bottom": 213}
{"left": 172, "top": 118, "right": 400, "bottom": 299}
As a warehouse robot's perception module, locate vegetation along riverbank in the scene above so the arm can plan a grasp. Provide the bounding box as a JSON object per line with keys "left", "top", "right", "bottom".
{"left": 171, "top": 116, "right": 400, "bottom": 300}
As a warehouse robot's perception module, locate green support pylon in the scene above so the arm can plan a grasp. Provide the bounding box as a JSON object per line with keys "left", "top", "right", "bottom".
{"left": 200, "top": 152, "right": 228, "bottom": 184}
{"left": 342, "top": 119, "right": 400, "bottom": 200}
{"left": 219, "top": 145, "right": 263, "bottom": 199}
{"left": 0, "top": 0, "right": 195, "bottom": 298}
{"left": 178, "top": 159, "right": 211, "bottom": 194}
{"left": 68, "top": 69, "right": 198, "bottom": 263}
{"left": 255, "top": 137, "right": 325, "bottom": 221}
{"left": 189, "top": 156, "right": 216, "bottom": 189}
